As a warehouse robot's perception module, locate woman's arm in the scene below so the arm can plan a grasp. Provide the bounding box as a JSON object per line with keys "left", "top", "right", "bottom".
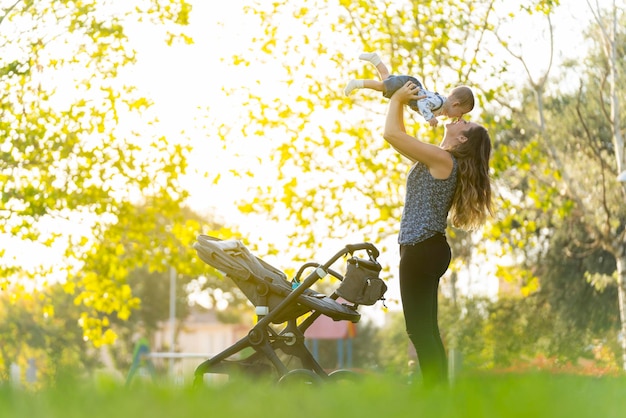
{"left": 391, "top": 145, "right": 417, "bottom": 163}
{"left": 383, "top": 82, "right": 453, "bottom": 178}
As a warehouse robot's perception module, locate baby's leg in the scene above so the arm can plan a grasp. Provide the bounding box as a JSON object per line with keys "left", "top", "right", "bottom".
{"left": 344, "top": 79, "right": 384, "bottom": 96}
{"left": 359, "top": 53, "right": 390, "bottom": 80}
{"left": 362, "top": 80, "right": 385, "bottom": 91}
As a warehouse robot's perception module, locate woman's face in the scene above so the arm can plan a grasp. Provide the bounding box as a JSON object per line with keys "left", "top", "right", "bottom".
{"left": 441, "top": 119, "right": 477, "bottom": 148}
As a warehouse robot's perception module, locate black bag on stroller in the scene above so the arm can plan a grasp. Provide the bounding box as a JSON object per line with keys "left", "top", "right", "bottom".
{"left": 336, "top": 257, "right": 386, "bottom": 306}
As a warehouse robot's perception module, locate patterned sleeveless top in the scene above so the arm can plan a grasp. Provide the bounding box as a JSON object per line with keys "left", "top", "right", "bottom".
{"left": 398, "top": 155, "right": 458, "bottom": 245}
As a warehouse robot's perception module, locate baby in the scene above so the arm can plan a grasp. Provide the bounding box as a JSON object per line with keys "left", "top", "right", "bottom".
{"left": 344, "top": 52, "right": 474, "bottom": 127}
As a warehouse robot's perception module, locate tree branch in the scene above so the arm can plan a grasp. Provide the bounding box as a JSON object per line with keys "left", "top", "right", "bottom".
{"left": 0, "top": 0, "right": 22, "bottom": 27}
{"left": 575, "top": 84, "right": 613, "bottom": 237}
{"left": 463, "top": 0, "right": 497, "bottom": 82}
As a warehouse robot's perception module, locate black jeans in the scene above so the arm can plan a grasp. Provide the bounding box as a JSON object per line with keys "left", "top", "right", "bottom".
{"left": 399, "top": 233, "right": 451, "bottom": 388}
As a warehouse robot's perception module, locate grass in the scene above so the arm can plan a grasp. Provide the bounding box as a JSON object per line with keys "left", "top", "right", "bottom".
{"left": 1, "top": 372, "right": 625, "bottom": 418}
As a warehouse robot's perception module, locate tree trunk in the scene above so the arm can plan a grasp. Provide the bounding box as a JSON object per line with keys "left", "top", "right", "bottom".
{"left": 617, "top": 244, "right": 626, "bottom": 370}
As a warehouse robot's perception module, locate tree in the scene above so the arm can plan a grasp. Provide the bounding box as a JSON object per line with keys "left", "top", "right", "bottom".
{"left": 490, "top": 1, "right": 626, "bottom": 368}
{"left": 535, "top": 220, "right": 620, "bottom": 361}
{"left": 73, "top": 200, "right": 247, "bottom": 346}
{"left": 584, "top": 0, "right": 626, "bottom": 370}
{"left": 0, "top": 284, "right": 100, "bottom": 385}
{"left": 0, "top": 0, "right": 196, "bottom": 345}
{"left": 100, "top": 208, "right": 249, "bottom": 372}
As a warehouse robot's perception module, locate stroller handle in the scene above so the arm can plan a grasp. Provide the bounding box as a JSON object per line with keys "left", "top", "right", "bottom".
{"left": 315, "top": 242, "right": 380, "bottom": 273}
{"left": 345, "top": 242, "right": 379, "bottom": 259}
{"left": 291, "top": 242, "right": 380, "bottom": 284}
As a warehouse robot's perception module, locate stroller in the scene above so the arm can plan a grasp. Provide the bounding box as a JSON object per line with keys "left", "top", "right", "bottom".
{"left": 192, "top": 235, "right": 387, "bottom": 386}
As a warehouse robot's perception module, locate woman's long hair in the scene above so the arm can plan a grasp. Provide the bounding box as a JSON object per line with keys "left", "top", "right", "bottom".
{"left": 448, "top": 125, "right": 493, "bottom": 230}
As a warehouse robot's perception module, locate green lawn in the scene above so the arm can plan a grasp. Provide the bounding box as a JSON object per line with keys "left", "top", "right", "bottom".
{"left": 1, "top": 372, "right": 624, "bottom": 418}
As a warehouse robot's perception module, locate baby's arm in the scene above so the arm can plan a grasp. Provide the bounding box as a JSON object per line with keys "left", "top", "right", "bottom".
{"left": 417, "top": 99, "right": 439, "bottom": 127}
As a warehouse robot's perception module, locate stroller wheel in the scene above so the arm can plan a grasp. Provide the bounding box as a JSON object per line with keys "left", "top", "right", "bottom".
{"left": 277, "top": 369, "right": 322, "bottom": 386}
{"left": 328, "top": 369, "right": 362, "bottom": 384}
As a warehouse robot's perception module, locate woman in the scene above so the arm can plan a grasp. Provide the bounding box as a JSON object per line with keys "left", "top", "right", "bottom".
{"left": 383, "top": 81, "right": 493, "bottom": 388}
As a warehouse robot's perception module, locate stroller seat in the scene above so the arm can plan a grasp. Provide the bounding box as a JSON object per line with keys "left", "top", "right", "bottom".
{"left": 192, "top": 235, "right": 385, "bottom": 385}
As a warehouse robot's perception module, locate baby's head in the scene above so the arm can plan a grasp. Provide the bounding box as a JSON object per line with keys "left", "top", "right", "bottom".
{"left": 445, "top": 86, "right": 475, "bottom": 119}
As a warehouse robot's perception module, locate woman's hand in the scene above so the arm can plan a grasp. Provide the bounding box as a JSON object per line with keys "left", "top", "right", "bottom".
{"left": 390, "top": 81, "right": 426, "bottom": 104}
